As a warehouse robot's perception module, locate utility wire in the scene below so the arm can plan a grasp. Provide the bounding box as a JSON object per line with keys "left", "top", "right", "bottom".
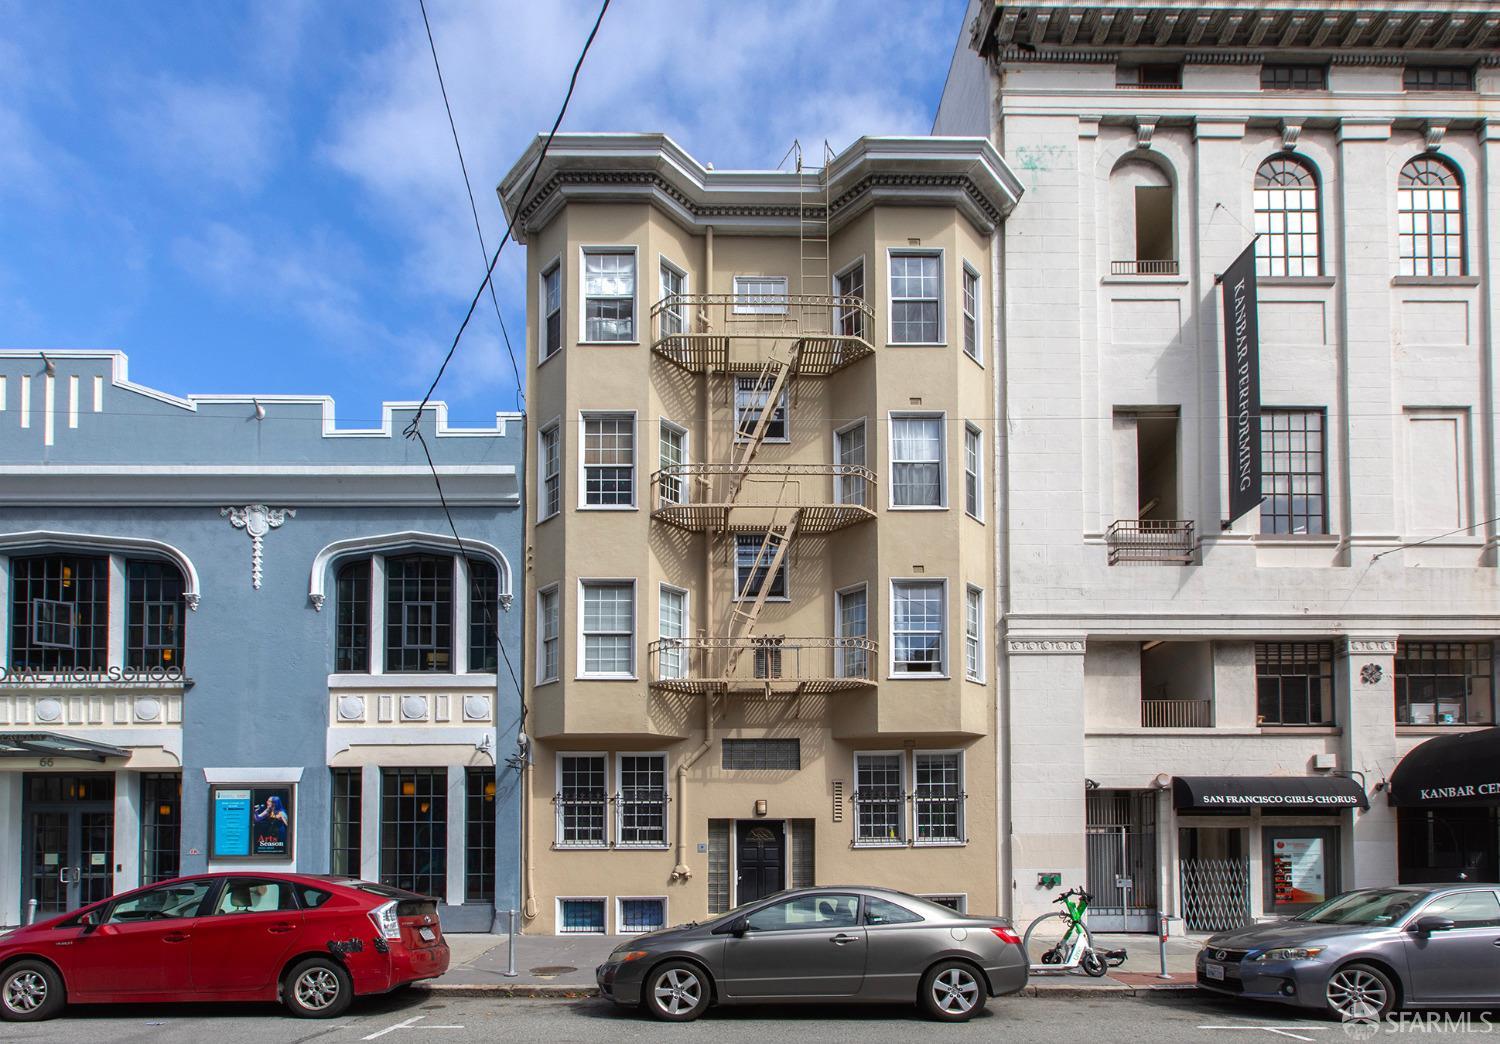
{"left": 1370, "top": 514, "right": 1500, "bottom": 560}
{"left": 405, "top": 0, "right": 611, "bottom": 437}
{"left": 418, "top": 0, "right": 522, "bottom": 413}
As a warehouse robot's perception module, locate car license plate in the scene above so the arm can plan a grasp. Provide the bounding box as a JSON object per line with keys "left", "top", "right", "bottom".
{"left": 419, "top": 926, "right": 436, "bottom": 942}
{"left": 1204, "top": 963, "right": 1225, "bottom": 981}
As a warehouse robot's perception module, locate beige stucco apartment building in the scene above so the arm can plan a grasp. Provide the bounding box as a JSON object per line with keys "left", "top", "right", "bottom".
{"left": 499, "top": 135, "right": 1022, "bottom": 933}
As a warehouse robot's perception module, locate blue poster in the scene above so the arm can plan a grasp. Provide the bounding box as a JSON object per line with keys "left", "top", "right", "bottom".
{"left": 213, "top": 788, "right": 252, "bottom": 857}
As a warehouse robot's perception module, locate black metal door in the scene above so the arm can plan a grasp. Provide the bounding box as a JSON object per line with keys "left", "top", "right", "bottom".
{"left": 736, "top": 821, "right": 785, "bottom": 905}
{"left": 21, "top": 774, "right": 115, "bottom": 916}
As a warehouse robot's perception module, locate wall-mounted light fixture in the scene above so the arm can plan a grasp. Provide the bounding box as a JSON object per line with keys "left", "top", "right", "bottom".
{"left": 753, "top": 799, "right": 768, "bottom": 817}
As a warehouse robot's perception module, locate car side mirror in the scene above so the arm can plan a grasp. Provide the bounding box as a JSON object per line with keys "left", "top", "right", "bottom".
{"left": 713, "top": 915, "right": 749, "bottom": 937}
{"left": 1411, "top": 916, "right": 1456, "bottom": 935}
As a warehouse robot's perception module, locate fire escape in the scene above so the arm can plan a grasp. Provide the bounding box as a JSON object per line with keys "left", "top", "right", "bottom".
{"left": 647, "top": 142, "right": 878, "bottom": 699}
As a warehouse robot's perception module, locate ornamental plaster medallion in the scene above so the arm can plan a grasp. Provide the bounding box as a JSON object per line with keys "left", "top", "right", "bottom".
{"left": 133, "top": 697, "right": 162, "bottom": 722}
{"left": 35, "top": 698, "right": 63, "bottom": 723}
{"left": 221, "top": 505, "right": 295, "bottom": 590}
{"left": 336, "top": 696, "right": 366, "bottom": 722}
{"left": 400, "top": 695, "right": 428, "bottom": 721}
{"left": 1360, "top": 663, "right": 1383, "bottom": 686}
{"left": 463, "top": 695, "right": 491, "bottom": 721}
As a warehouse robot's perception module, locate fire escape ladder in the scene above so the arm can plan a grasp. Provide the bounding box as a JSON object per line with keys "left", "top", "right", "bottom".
{"left": 720, "top": 510, "right": 801, "bottom": 680}
{"left": 725, "top": 348, "right": 798, "bottom": 503}
{"left": 797, "top": 141, "right": 832, "bottom": 319}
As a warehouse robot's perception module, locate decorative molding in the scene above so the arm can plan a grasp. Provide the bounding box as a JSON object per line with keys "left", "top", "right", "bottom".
{"left": 222, "top": 504, "right": 294, "bottom": 591}
{"left": 308, "top": 531, "right": 514, "bottom": 611}
{"left": 998, "top": 46, "right": 1120, "bottom": 63}
{"left": 0, "top": 530, "right": 201, "bottom": 610}
{"left": 202, "top": 766, "right": 305, "bottom": 784}
{"left": 1006, "top": 638, "right": 1086, "bottom": 655}
{"left": 1359, "top": 663, "right": 1384, "bottom": 686}
{"left": 1346, "top": 638, "right": 1397, "bottom": 655}
{"left": 1280, "top": 119, "right": 1304, "bottom": 152}
{"left": 1135, "top": 118, "right": 1158, "bottom": 150}
{"left": 1424, "top": 120, "right": 1449, "bottom": 152}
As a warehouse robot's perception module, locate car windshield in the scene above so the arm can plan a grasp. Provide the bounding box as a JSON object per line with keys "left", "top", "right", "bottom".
{"left": 1293, "top": 889, "right": 1427, "bottom": 926}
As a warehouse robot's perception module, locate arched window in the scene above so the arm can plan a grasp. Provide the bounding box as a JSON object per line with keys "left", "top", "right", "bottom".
{"left": 1109, "top": 156, "right": 1177, "bottom": 275}
{"left": 1398, "top": 156, "right": 1464, "bottom": 277}
{"left": 333, "top": 552, "right": 499, "bottom": 674}
{"left": 1254, "top": 156, "right": 1320, "bottom": 277}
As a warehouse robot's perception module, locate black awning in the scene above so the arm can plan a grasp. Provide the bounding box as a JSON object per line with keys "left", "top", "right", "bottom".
{"left": 1173, "top": 775, "right": 1369, "bottom": 812}
{"left": 0, "top": 732, "right": 131, "bottom": 763}
{"left": 1389, "top": 727, "right": 1500, "bottom": 807}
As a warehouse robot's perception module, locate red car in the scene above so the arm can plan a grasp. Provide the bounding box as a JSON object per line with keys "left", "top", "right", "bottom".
{"left": 0, "top": 872, "right": 449, "bottom": 1021}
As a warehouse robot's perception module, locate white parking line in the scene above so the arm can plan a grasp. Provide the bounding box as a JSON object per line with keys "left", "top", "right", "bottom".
{"left": 1198, "top": 1025, "right": 1325, "bottom": 1042}
{"left": 361, "top": 1015, "right": 466, "bottom": 1040}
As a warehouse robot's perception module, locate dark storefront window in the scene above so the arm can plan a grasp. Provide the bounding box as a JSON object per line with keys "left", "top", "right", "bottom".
{"left": 380, "top": 768, "right": 446, "bottom": 898}
{"left": 126, "top": 561, "right": 186, "bottom": 670}
{"left": 468, "top": 560, "right": 499, "bottom": 673}
{"left": 140, "top": 772, "right": 181, "bottom": 885}
{"left": 385, "top": 555, "right": 453, "bottom": 673}
{"left": 330, "top": 768, "right": 362, "bottom": 877}
{"left": 1398, "top": 806, "right": 1499, "bottom": 884}
{"left": 1256, "top": 642, "right": 1335, "bottom": 725}
{"left": 465, "top": 767, "right": 496, "bottom": 903}
{"left": 335, "top": 561, "right": 370, "bottom": 673}
{"left": 10, "top": 555, "right": 109, "bottom": 670}
{"left": 1395, "top": 641, "right": 1494, "bottom": 726}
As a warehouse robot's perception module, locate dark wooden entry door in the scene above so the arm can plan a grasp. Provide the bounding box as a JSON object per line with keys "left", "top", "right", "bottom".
{"left": 736, "top": 821, "right": 785, "bottom": 905}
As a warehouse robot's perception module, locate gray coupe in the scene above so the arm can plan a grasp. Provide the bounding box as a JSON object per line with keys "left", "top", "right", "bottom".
{"left": 1197, "top": 884, "right": 1500, "bottom": 1020}
{"left": 596, "top": 886, "right": 1028, "bottom": 1022}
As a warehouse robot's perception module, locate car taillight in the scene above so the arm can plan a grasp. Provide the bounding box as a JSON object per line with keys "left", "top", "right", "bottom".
{"left": 369, "top": 900, "right": 402, "bottom": 941}
{"left": 990, "top": 926, "right": 1022, "bottom": 946}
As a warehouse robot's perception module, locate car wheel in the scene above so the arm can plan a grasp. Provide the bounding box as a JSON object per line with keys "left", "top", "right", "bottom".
{"left": 642, "top": 961, "right": 710, "bottom": 1022}
{"left": 282, "top": 957, "right": 354, "bottom": 1019}
{"left": 1, "top": 960, "right": 65, "bottom": 1022}
{"left": 1325, "top": 963, "right": 1396, "bottom": 1023}
{"left": 919, "top": 960, "right": 988, "bottom": 1022}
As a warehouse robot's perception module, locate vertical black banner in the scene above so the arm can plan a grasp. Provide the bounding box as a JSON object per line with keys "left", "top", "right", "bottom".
{"left": 1221, "top": 242, "right": 1262, "bottom": 524}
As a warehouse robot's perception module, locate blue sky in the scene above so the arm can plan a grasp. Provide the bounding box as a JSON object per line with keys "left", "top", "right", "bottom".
{"left": 0, "top": 0, "right": 969, "bottom": 425}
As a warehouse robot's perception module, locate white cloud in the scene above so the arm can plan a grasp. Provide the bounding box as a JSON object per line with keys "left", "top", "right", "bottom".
{"left": 117, "top": 78, "right": 280, "bottom": 192}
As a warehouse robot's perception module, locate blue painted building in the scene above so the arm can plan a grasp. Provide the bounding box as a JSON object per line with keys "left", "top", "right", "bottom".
{"left": 0, "top": 351, "right": 523, "bottom": 932}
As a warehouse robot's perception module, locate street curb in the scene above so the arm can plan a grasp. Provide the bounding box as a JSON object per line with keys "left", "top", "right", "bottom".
{"left": 414, "top": 982, "right": 1202, "bottom": 1000}
{"left": 1024, "top": 983, "right": 1200, "bottom": 998}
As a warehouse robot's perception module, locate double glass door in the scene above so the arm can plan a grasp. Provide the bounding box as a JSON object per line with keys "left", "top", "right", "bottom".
{"left": 23, "top": 774, "right": 115, "bottom": 916}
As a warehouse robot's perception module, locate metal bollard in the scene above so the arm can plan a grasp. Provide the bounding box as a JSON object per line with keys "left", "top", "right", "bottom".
{"left": 25, "top": 899, "right": 38, "bottom": 925}
{"left": 1158, "top": 914, "right": 1172, "bottom": 979}
{"left": 504, "top": 909, "right": 519, "bottom": 977}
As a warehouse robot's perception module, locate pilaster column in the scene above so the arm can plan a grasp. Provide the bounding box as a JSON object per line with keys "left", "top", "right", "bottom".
{"left": 1339, "top": 636, "right": 1400, "bottom": 887}
{"left": 446, "top": 764, "right": 466, "bottom": 908}
{"left": 359, "top": 764, "right": 380, "bottom": 882}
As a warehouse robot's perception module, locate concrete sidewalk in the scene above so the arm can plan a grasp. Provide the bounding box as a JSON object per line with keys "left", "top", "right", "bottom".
{"left": 423, "top": 930, "right": 1206, "bottom": 998}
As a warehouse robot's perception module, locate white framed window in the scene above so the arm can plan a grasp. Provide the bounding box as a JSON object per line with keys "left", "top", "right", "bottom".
{"left": 658, "top": 584, "right": 687, "bottom": 681}
{"left": 580, "top": 412, "right": 635, "bottom": 508}
{"left": 734, "top": 376, "right": 789, "bottom": 443}
{"left": 541, "top": 260, "right": 562, "bottom": 361}
{"left": 538, "top": 421, "right": 561, "bottom": 520}
{"left": 892, "top": 579, "right": 946, "bottom": 677}
{"left": 922, "top": 894, "right": 969, "bottom": 913}
{"left": 579, "top": 580, "right": 635, "bottom": 678}
{"left": 963, "top": 423, "right": 983, "bottom": 520}
{"left": 913, "top": 751, "right": 965, "bottom": 845}
{"left": 732, "top": 275, "right": 789, "bottom": 314}
{"left": 834, "top": 258, "right": 867, "bottom": 338}
{"left": 557, "top": 896, "right": 607, "bottom": 934}
{"left": 836, "top": 583, "right": 869, "bottom": 679}
{"left": 658, "top": 420, "right": 688, "bottom": 507}
{"left": 537, "top": 585, "right": 560, "bottom": 683}
{"left": 890, "top": 413, "right": 946, "bottom": 508}
{"left": 961, "top": 263, "right": 981, "bottom": 362}
{"left": 834, "top": 419, "right": 867, "bottom": 506}
{"left": 617, "top": 896, "right": 668, "bottom": 935}
{"left": 555, "top": 754, "right": 607, "bottom": 849}
{"left": 734, "top": 533, "right": 788, "bottom": 601}
{"left": 581, "top": 248, "right": 636, "bottom": 342}
{"left": 1398, "top": 156, "right": 1465, "bottom": 278}
{"left": 964, "top": 586, "right": 983, "bottom": 683}
{"left": 853, "top": 752, "right": 905, "bottom": 846}
{"left": 659, "top": 259, "right": 687, "bottom": 337}
{"left": 888, "top": 250, "right": 942, "bottom": 344}
{"left": 616, "top": 753, "right": 668, "bottom": 849}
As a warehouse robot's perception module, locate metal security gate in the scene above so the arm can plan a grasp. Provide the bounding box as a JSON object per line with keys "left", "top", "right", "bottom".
{"left": 1085, "top": 790, "right": 1158, "bottom": 931}
{"left": 1180, "top": 858, "right": 1251, "bottom": 932}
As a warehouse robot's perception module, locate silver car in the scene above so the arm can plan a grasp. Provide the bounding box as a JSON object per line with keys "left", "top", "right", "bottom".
{"left": 1197, "top": 884, "right": 1500, "bottom": 1020}
{"left": 596, "top": 886, "right": 1028, "bottom": 1022}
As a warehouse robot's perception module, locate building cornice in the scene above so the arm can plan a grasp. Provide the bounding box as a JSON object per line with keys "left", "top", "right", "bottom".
{"left": 497, "top": 134, "right": 1024, "bottom": 242}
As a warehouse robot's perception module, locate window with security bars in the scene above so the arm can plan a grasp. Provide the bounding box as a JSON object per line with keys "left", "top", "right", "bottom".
{"left": 619, "top": 898, "right": 666, "bottom": 934}
{"left": 660, "top": 262, "right": 686, "bottom": 336}
{"left": 380, "top": 768, "right": 447, "bottom": 898}
{"left": 658, "top": 421, "right": 687, "bottom": 506}
{"left": 722, "top": 738, "right": 801, "bottom": 770}
{"left": 541, "top": 262, "right": 562, "bottom": 360}
{"left": 854, "top": 753, "right": 905, "bottom": 845}
{"left": 962, "top": 264, "right": 980, "bottom": 361}
{"left": 1254, "top": 157, "right": 1321, "bottom": 278}
{"left": 467, "top": 559, "right": 498, "bottom": 673}
{"left": 893, "top": 580, "right": 944, "bottom": 675}
{"left": 1399, "top": 157, "right": 1464, "bottom": 277}
{"left": 557, "top": 754, "right": 607, "bottom": 847}
{"left": 836, "top": 586, "right": 868, "bottom": 678}
{"left": 581, "top": 582, "right": 633, "bottom": 676}
{"left": 538, "top": 586, "right": 560, "bottom": 682}
{"left": 1403, "top": 65, "right": 1473, "bottom": 92}
{"left": 735, "top": 534, "right": 787, "bottom": 601}
{"left": 708, "top": 819, "right": 731, "bottom": 913}
{"left": 10, "top": 554, "right": 108, "bottom": 670}
{"left": 1256, "top": 643, "right": 1334, "bottom": 726}
{"left": 126, "top": 560, "right": 185, "bottom": 670}
{"left": 914, "top": 753, "right": 964, "bottom": 843}
{"left": 1396, "top": 641, "right": 1494, "bottom": 726}
{"left": 923, "top": 894, "right": 968, "bottom": 913}
{"left": 889, "top": 252, "right": 941, "bottom": 343}
{"left": 582, "top": 414, "right": 635, "bottom": 506}
{"left": 385, "top": 555, "right": 453, "bottom": 672}
{"left": 732, "top": 275, "right": 789, "bottom": 314}
{"left": 963, "top": 424, "right": 982, "bottom": 519}
{"left": 834, "top": 261, "right": 865, "bottom": 338}
{"left": 734, "top": 376, "right": 789, "bottom": 442}
{"left": 140, "top": 772, "right": 181, "bottom": 885}
{"left": 582, "top": 250, "right": 634, "bottom": 341}
{"left": 617, "top": 754, "right": 667, "bottom": 848}
{"left": 964, "top": 587, "right": 983, "bottom": 682}
{"left": 1260, "top": 64, "right": 1326, "bottom": 91}
{"left": 891, "top": 414, "right": 944, "bottom": 507}
{"left": 329, "top": 768, "right": 361, "bottom": 877}
{"left": 335, "top": 560, "right": 370, "bottom": 672}
{"left": 657, "top": 586, "right": 686, "bottom": 681}
{"left": 539, "top": 423, "right": 561, "bottom": 519}
{"left": 559, "top": 897, "right": 605, "bottom": 934}
{"left": 1261, "top": 409, "right": 1326, "bottom": 535}
{"left": 465, "top": 767, "right": 496, "bottom": 903}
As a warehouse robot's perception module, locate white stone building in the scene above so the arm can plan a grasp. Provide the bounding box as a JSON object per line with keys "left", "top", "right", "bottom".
{"left": 938, "top": 0, "right": 1500, "bottom": 931}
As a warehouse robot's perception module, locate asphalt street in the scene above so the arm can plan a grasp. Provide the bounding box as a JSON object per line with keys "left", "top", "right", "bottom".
{"left": 5, "top": 992, "right": 1500, "bottom": 1044}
